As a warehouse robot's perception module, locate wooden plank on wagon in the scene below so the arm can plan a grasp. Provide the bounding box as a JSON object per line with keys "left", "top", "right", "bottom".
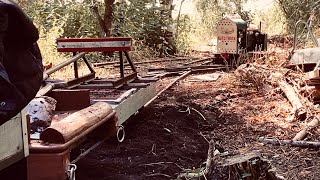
{"left": 124, "top": 83, "right": 150, "bottom": 88}
{"left": 77, "top": 84, "right": 114, "bottom": 89}
{"left": 134, "top": 77, "right": 159, "bottom": 83}
{"left": 0, "top": 113, "right": 26, "bottom": 171}
{"left": 114, "top": 83, "right": 157, "bottom": 124}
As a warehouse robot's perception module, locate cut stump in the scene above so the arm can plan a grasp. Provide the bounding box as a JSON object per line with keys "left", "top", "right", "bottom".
{"left": 212, "top": 152, "right": 281, "bottom": 180}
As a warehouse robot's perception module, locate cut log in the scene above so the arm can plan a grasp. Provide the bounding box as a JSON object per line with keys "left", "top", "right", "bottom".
{"left": 40, "top": 102, "right": 114, "bottom": 143}
{"left": 278, "top": 80, "right": 307, "bottom": 121}
{"left": 259, "top": 137, "right": 320, "bottom": 148}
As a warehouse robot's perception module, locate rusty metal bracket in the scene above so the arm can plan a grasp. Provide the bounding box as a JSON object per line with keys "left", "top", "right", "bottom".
{"left": 67, "top": 73, "right": 96, "bottom": 89}
{"left": 112, "top": 72, "right": 137, "bottom": 88}
{"left": 118, "top": 51, "right": 137, "bottom": 78}
{"left": 123, "top": 51, "right": 137, "bottom": 72}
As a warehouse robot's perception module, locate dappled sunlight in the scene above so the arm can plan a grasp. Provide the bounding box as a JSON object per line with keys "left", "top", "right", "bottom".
{"left": 11, "top": 0, "right": 320, "bottom": 179}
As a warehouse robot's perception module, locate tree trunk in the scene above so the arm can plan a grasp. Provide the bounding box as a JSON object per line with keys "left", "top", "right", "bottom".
{"left": 175, "top": 0, "right": 185, "bottom": 39}
{"left": 104, "top": 0, "right": 115, "bottom": 36}
{"left": 92, "top": 6, "right": 108, "bottom": 35}
{"left": 91, "top": 0, "right": 115, "bottom": 36}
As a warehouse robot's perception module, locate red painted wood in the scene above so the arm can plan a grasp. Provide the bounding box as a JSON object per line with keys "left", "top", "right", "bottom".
{"left": 56, "top": 37, "right": 131, "bottom": 42}
{"left": 57, "top": 47, "right": 131, "bottom": 52}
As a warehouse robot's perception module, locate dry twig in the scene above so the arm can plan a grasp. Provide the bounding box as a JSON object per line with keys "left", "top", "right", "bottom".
{"left": 177, "top": 140, "right": 215, "bottom": 179}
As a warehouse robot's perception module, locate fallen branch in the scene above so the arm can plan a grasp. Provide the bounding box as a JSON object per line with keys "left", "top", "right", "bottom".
{"left": 293, "top": 116, "right": 319, "bottom": 141}
{"left": 278, "top": 80, "right": 307, "bottom": 121}
{"left": 190, "top": 107, "right": 207, "bottom": 121}
{"left": 177, "top": 140, "right": 214, "bottom": 179}
{"left": 259, "top": 137, "right": 320, "bottom": 148}
{"left": 236, "top": 64, "right": 309, "bottom": 122}
{"left": 141, "top": 162, "right": 174, "bottom": 166}
{"left": 199, "top": 132, "right": 210, "bottom": 143}
{"left": 179, "top": 107, "right": 207, "bottom": 121}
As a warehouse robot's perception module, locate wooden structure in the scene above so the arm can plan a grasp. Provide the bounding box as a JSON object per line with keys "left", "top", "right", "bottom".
{"left": 23, "top": 37, "right": 158, "bottom": 180}
{"left": 56, "top": 37, "right": 136, "bottom": 78}
{"left": 0, "top": 37, "right": 159, "bottom": 179}
{"left": 0, "top": 110, "right": 29, "bottom": 171}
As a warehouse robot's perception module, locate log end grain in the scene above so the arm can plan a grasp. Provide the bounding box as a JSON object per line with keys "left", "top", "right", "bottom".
{"left": 40, "top": 128, "right": 65, "bottom": 143}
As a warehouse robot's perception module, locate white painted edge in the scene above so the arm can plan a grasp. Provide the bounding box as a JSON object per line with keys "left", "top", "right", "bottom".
{"left": 57, "top": 41, "right": 131, "bottom": 49}
{"left": 20, "top": 108, "right": 29, "bottom": 157}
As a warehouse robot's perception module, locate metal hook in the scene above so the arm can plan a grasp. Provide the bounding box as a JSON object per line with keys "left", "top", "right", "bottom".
{"left": 67, "top": 164, "right": 77, "bottom": 180}
{"left": 117, "top": 125, "right": 125, "bottom": 143}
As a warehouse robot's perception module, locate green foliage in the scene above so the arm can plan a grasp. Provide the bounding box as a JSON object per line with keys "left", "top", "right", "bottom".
{"left": 276, "top": 0, "right": 320, "bottom": 33}
{"left": 175, "top": 15, "right": 193, "bottom": 53}
{"left": 20, "top": 0, "right": 176, "bottom": 58}
{"left": 194, "top": 0, "right": 250, "bottom": 35}
{"left": 22, "top": 1, "right": 101, "bottom": 38}
{"left": 173, "top": 0, "right": 251, "bottom": 54}
{"left": 113, "top": 0, "right": 175, "bottom": 56}
{"left": 252, "top": 4, "right": 287, "bottom": 36}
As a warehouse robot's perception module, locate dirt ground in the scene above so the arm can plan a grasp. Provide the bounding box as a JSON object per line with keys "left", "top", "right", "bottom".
{"left": 75, "top": 66, "right": 320, "bottom": 180}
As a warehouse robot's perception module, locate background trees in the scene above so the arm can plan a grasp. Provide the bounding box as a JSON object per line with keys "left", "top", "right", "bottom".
{"left": 276, "top": 0, "right": 320, "bottom": 33}
{"left": 15, "top": 0, "right": 320, "bottom": 61}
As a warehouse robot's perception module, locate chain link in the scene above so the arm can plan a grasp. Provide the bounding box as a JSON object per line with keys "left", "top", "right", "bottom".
{"left": 68, "top": 164, "right": 77, "bottom": 180}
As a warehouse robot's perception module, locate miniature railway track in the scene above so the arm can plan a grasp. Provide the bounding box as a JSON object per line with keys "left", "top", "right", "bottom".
{"left": 27, "top": 37, "right": 229, "bottom": 180}
{"left": 64, "top": 61, "right": 227, "bottom": 164}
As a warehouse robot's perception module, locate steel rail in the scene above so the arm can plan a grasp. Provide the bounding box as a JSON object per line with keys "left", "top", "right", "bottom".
{"left": 144, "top": 64, "right": 230, "bottom": 107}
{"left": 144, "top": 70, "right": 192, "bottom": 107}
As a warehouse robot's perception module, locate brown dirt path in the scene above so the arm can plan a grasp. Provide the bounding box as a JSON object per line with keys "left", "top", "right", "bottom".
{"left": 76, "top": 73, "right": 320, "bottom": 180}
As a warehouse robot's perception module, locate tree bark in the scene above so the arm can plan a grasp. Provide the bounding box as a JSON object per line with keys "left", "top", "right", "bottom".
{"left": 40, "top": 102, "right": 114, "bottom": 143}
{"left": 91, "top": 6, "right": 108, "bottom": 35}
{"left": 91, "top": 0, "right": 115, "bottom": 36}
{"left": 103, "top": 0, "right": 115, "bottom": 36}
{"left": 276, "top": 0, "right": 288, "bottom": 16}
